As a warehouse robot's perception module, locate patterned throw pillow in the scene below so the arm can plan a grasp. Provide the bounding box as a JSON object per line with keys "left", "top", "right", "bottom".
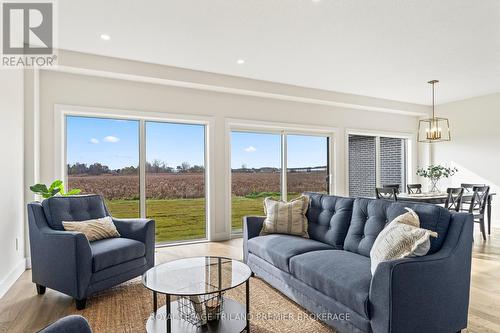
{"left": 370, "top": 208, "right": 438, "bottom": 275}
{"left": 62, "top": 216, "right": 121, "bottom": 242}
{"left": 260, "top": 195, "right": 310, "bottom": 238}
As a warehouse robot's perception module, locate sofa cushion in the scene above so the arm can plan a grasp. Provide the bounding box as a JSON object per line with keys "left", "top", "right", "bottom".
{"left": 290, "top": 250, "right": 372, "bottom": 318}
{"left": 90, "top": 238, "right": 145, "bottom": 272}
{"left": 42, "top": 195, "right": 108, "bottom": 230}
{"left": 344, "top": 198, "right": 392, "bottom": 257}
{"left": 343, "top": 198, "right": 452, "bottom": 257}
{"left": 305, "top": 193, "right": 355, "bottom": 248}
{"left": 247, "top": 234, "right": 333, "bottom": 272}
{"left": 62, "top": 216, "right": 121, "bottom": 242}
{"left": 386, "top": 202, "right": 451, "bottom": 254}
{"left": 261, "top": 195, "right": 310, "bottom": 237}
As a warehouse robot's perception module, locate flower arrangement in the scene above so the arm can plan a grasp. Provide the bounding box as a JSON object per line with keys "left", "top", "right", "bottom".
{"left": 416, "top": 165, "right": 458, "bottom": 192}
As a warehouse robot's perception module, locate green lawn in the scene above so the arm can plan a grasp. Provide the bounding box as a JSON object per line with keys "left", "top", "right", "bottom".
{"left": 106, "top": 196, "right": 268, "bottom": 243}
{"left": 231, "top": 196, "right": 266, "bottom": 232}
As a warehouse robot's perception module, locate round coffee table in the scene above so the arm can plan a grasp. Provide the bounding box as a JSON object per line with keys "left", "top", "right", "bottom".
{"left": 142, "top": 256, "right": 252, "bottom": 333}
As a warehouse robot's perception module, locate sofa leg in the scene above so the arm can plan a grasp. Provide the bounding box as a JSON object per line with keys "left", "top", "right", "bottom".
{"left": 75, "top": 298, "right": 87, "bottom": 310}
{"left": 36, "top": 284, "right": 46, "bottom": 295}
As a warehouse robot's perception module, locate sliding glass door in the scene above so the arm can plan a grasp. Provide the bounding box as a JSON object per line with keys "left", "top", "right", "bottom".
{"left": 66, "top": 115, "right": 208, "bottom": 244}
{"left": 66, "top": 116, "right": 140, "bottom": 218}
{"left": 146, "top": 121, "right": 206, "bottom": 243}
{"left": 231, "top": 131, "right": 281, "bottom": 232}
{"left": 287, "top": 134, "right": 329, "bottom": 199}
{"left": 231, "top": 130, "right": 332, "bottom": 233}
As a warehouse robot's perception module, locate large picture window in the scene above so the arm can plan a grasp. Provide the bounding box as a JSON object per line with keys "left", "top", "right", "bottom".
{"left": 348, "top": 134, "right": 408, "bottom": 197}
{"left": 231, "top": 130, "right": 332, "bottom": 233}
{"left": 65, "top": 115, "right": 208, "bottom": 244}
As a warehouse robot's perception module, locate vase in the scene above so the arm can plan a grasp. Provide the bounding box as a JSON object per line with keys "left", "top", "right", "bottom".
{"left": 429, "top": 177, "right": 440, "bottom": 193}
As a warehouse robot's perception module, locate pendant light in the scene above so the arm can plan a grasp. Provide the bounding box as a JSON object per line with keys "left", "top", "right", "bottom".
{"left": 417, "top": 80, "right": 451, "bottom": 142}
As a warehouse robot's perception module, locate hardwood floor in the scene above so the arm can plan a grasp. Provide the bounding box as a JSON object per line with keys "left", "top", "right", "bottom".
{"left": 1, "top": 230, "right": 499, "bottom": 332}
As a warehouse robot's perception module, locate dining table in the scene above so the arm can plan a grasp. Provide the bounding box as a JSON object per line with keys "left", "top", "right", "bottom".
{"left": 397, "top": 191, "right": 496, "bottom": 234}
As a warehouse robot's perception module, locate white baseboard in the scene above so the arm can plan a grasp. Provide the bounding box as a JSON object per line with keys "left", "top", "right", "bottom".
{"left": 25, "top": 257, "right": 32, "bottom": 269}
{"left": 0, "top": 258, "right": 27, "bottom": 299}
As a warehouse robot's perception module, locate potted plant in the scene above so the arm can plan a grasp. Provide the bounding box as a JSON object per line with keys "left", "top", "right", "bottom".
{"left": 416, "top": 165, "right": 458, "bottom": 193}
{"left": 30, "top": 180, "right": 81, "bottom": 199}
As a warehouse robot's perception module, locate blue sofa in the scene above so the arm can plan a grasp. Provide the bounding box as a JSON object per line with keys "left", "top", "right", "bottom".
{"left": 27, "top": 195, "right": 155, "bottom": 309}
{"left": 243, "top": 193, "right": 473, "bottom": 333}
{"left": 38, "top": 315, "right": 92, "bottom": 333}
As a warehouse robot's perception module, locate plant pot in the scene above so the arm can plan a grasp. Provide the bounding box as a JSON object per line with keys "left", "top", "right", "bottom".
{"left": 429, "top": 177, "right": 440, "bottom": 193}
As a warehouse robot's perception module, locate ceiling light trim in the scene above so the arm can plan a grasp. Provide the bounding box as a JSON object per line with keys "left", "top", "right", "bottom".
{"left": 44, "top": 65, "right": 428, "bottom": 117}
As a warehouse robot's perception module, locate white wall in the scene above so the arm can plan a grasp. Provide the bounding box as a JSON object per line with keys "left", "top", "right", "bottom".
{"left": 26, "top": 50, "right": 428, "bottom": 242}
{"left": 432, "top": 92, "right": 500, "bottom": 228}
{"left": 0, "top": 69, "right": 25, "bottom": 298}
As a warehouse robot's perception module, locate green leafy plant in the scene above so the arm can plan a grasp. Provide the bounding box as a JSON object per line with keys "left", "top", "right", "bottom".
{"left": 416, "top": 165, "right": 458, "bottom": 192}
{"left": 416, "top": 165, "right": 458, "bottom": 179}
{"left": 30, "top": 180, "right": 81, "bottom": 199}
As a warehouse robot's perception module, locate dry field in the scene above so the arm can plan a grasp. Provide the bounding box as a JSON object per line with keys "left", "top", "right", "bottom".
{"left": 68, "top": 172, "right": 327, "bottom": 199}
{"left": 68, "top": 172, "right": 327, "bottom": 242}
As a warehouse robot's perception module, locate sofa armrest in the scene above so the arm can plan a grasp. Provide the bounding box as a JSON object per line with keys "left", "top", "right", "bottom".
{"left": 243, "top": 216, "right": 265, "bottom": 263}
{"left": 112, "top": 217, "right": 155, "bottom": 268}
{"left": 369, "top": 212, "right": 473, "bottom": 333}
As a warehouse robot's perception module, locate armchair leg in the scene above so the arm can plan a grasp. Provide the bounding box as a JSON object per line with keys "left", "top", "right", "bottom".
{"left": 75, "top": 298, "right": 87, "bottom": 310}
{"left": 36, "top": 284, "right": 46, "bottom": 295}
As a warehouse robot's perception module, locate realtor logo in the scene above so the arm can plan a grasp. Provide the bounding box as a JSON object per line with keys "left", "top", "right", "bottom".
{"left": 1, "top": 1, "right": 56, "bottom": 67}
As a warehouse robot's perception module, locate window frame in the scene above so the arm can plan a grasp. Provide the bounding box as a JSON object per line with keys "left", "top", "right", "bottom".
{"left": 54, "top": 104, "right": 215, "bottom": 246}
{"left": 345, "top": 128, "right": 415, "bottom": 196}
{"left": 226, "top": 118, "right": 337, "bottom": 236}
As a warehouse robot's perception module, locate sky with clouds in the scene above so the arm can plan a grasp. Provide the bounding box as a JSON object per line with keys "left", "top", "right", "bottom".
{"left": 231, "top": 131, "right": 328, "bottom": 169}
{"left": 67, "top": 116, "right": 327, "bottom": 170}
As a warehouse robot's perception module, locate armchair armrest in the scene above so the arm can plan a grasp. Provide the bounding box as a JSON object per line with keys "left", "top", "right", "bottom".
{"left": 243, "top": 216, "right": 265, "bottom": 263}
{"left": 112, "top": 217, "right": 155, "bottom": 268}
{"left": 39, "top": 315, "right": 92, "bottom": 333}
{"left": 369, "top": 212, "right": 473, "bottom": 333}
{"left": 112, "top": 218, "right": 155, "bottom": 243}
{"left": 28, "top": 203, "right": 93, "bottom": 299}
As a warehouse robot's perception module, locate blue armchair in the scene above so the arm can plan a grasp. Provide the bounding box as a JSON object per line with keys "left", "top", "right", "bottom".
{"left": 27, "top": 195, "right": 155, "bottom": 310}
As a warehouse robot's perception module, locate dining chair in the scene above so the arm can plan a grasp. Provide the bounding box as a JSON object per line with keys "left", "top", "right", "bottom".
{"left": 468, "top": 185, "right": 490, "bottom": 240}
{"left": 444, "top": 187, "right": 464, "bottom": 212}
{"left": 461, "top": 183, "right": 486, "bottom": 211}
{"left": 381, "top": 184, "right": 400, "bottom": 194}
{"left": 375, "top": 187, "right": 398, "bottom": 201}
{"left": 406, "top": 184, "right": 422, "bottom": 194}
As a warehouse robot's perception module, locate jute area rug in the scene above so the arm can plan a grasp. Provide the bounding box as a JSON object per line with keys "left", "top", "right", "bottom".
{"left": 69, "top": 277, "right": 334, "bottom": 333}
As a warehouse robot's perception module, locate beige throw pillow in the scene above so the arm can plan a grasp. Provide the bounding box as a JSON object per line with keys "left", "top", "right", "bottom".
{"left": 62, "top": 216, "right": 120, "bottom": 242}
{"left": 370, "top": 208, "right": 438, "bottom": 275}
{"left": 261, "top": 195, "right": 310, "bottom": 238}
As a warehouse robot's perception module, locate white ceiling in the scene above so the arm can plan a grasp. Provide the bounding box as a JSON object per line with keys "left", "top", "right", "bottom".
{"left": 58, "top": 0, "right": 500, "bottom": 105}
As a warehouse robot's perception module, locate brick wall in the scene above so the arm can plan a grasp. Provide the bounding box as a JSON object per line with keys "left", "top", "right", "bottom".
{"left": 348, "top": 135, "right": 406, "bottom": 197}
{"left": 380, "top": 137, "right": 406, "bottom": 190}
{"left": 349, "top": 135, "right": 376, "bottom": 197}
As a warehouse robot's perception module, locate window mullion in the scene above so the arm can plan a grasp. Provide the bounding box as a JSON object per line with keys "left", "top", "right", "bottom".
{"left": 139, "top": 119, "right": 146, "bottom": 218}
{"left": 375, "top": 136, "right": 381, "bottom": 187}
{"left": 327, "top": 136, "right": 332, "bottom": 194}
{"left": 281, "top": 131, "right": 287, "bottom": 201}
